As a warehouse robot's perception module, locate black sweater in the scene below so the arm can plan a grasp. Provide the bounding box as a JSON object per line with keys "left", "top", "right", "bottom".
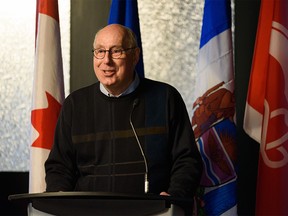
{"left": 45, "top": 78, "right": 202, "bottom": 198}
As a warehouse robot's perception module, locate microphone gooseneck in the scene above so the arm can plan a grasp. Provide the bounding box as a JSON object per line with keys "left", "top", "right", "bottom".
{"left": 129, "top": 98, "right": 149, "bottom": 194}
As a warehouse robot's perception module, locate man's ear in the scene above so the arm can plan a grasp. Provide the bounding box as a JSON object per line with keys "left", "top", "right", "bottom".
{"left": 133, "top": 47, "right": 140, "bottom": 66}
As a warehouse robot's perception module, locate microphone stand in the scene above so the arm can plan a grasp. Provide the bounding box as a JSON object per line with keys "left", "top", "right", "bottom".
{"left": 129, "top": 99, "right": 149, "bottom": 194}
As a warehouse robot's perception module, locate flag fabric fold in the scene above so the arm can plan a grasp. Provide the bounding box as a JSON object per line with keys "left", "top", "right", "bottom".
{"left": 243, "top": 0, "right": 288, "bottom": 214}
{"left": 30, "top": 0, "right": 64, "bottom": 193}
{"left": 192, "top": 0, "right": 237, "bottom": 215}
{"left": 108, "top": 0, "right": 144, "bottom": 77}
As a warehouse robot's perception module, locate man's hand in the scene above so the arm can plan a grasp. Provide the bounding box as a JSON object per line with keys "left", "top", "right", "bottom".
{"left": 160, "top": 192, "right": 170, "bottom": 196}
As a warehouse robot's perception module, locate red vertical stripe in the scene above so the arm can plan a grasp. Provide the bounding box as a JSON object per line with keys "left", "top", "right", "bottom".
{"left": 245, "top": 0, "right": 288, "bottom": 214}
{"left": 30, "top": 0, "right": 64, "bottom": 193}
{"left": 245, "top": 0, "right": 273, "bottom": 115}
{"left": 35, "top": 0, "right": 59, "bottom": 48}
{"left": 38, "top": 0, "right": 59, "bottom": 22}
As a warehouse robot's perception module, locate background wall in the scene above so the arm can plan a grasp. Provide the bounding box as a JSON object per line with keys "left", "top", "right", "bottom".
{"left": 0, "top": 0, "right": 261, "bottom": 215}
{"left": 0, "top": 0, "right": 70, "bottom": 172}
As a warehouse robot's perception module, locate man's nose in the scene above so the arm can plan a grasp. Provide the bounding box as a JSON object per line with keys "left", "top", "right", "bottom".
{"left": 102, "top": 50, "right": 113, "bottom": 63}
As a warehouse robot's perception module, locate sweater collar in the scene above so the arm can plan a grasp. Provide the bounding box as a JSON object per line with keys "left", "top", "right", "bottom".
{"left": 100, "top": 73, "right": 140, "bottom": 97}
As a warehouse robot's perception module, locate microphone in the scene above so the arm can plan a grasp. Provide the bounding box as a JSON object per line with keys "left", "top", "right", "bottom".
{"left": 129, "top": 98, "right": 149, "bottom": 193}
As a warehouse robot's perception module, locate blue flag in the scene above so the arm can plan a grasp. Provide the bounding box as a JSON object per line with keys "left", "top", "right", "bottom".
{"left": 108, "top": 0, "right": 144, "bottom": 77}
{"left": 192, "top": 0, "right": 238, "bottom": 215}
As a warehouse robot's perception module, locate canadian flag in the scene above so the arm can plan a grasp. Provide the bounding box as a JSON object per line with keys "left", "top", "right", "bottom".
{"left": 30, "top": 0, "right": 64, "bottom": 193}
{"left": 243, "top": 0, "right": 288, "bottom": 214}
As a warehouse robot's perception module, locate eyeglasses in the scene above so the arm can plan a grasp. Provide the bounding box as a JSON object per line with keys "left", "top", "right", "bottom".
{"left": 92, "top": 47, "right": 136, "bottom": 59}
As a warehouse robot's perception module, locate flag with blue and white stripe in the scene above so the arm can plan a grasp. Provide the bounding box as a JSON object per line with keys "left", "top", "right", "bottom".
{"left": 192, "top": 0, "right": 237, "bottom": 215}
{"left": 108, "top": 0, "right": 144, "bottom": 77}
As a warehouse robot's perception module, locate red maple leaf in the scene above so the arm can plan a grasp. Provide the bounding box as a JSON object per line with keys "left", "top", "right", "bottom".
{"left": 31, "top": 91, "right": 62, "bottom": 150}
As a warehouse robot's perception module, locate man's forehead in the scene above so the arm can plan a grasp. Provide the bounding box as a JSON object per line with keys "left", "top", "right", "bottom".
{"left": 95, "top": 29, "right": 127, "bottom": 46}
{"left": 98, "top": 25, "right": 126, "bottom": 37}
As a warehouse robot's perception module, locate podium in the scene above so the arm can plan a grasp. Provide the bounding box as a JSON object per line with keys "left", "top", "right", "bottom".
{"left": 8, "top": 192, "right": 192, "bottom": 215}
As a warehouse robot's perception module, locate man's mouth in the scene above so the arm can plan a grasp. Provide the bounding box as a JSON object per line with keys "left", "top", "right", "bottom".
{"left": 103, "top": 70, "right": 115, "bottom": 75}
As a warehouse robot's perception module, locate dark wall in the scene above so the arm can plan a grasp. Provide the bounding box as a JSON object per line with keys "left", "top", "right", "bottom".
{"left": 235, "top": 0, "right": 261, "bottom": 215}
{"left": 70, "top": 0, "right": 111, "bottom": 92}
{"left": 0, "top": 172, "right": 29, "bottom": 215}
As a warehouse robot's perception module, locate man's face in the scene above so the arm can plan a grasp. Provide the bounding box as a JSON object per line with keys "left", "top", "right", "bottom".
{"left": 93, "top": 25, "right": 139, "bottom": 95}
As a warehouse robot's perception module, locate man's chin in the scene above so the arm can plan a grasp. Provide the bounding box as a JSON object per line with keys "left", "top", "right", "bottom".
{"left": 101, "top": 78, "right": 117, "bottom": 86}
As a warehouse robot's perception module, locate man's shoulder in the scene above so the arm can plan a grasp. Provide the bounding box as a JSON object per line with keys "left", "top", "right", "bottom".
{"left": 67, "top": 82, "right": 99, "bottom": 98}
{"left": 141, "top": 77, "right": 174, "bottom": 89}
{"left": 62, "top": 83, "right": 101, "bottom": 107}
{"left": 140, "top": 78, "right": 179, "bottom": 95}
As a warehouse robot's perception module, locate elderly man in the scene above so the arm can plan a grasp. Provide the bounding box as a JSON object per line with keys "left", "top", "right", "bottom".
{"left": 45, "top": 24, "right": 202, "bottom": 201}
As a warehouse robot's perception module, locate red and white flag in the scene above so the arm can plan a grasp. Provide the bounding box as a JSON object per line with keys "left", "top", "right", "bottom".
{"left": 243, "top": 0, "right": 288, "bottom": 214}
{"left": 30, "top": 0, "right": 64, "bottom": 193}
